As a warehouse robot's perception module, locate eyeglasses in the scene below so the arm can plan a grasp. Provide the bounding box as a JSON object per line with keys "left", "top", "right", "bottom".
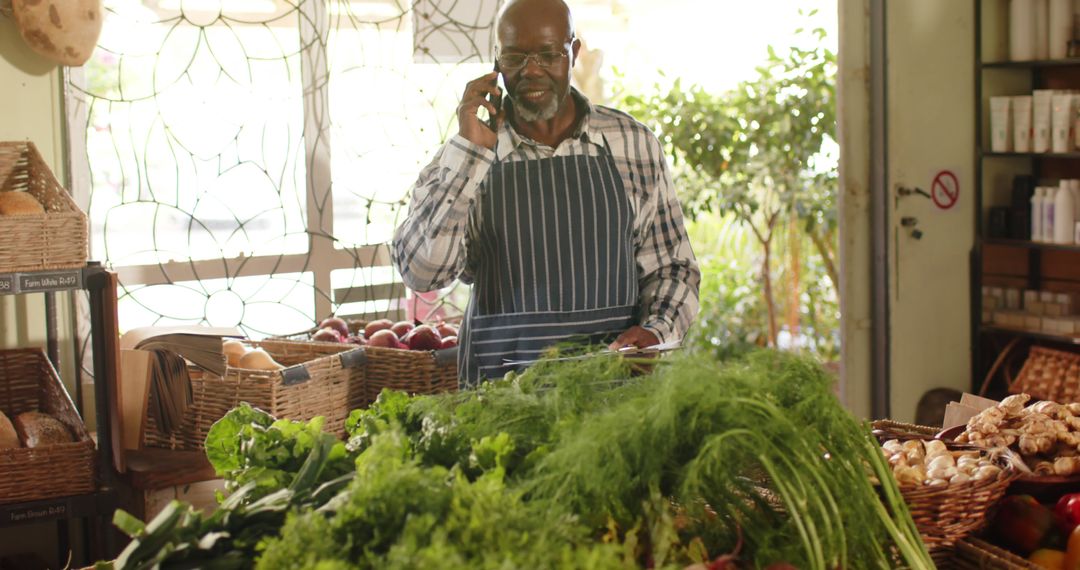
{"left": 496, "top": 50, "right": 569, "bottom": 71}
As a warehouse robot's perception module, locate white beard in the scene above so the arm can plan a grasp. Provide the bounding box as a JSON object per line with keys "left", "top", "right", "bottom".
{"left": 512, "top": 92, "right": 560, "bottom": 122}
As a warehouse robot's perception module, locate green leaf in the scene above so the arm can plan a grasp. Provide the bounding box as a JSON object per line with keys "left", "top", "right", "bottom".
{"left": 205, "top": 403, "right": 274, "bottom": 475}
{"left": 112, "top": 509, "right": 146, "bottom": 537}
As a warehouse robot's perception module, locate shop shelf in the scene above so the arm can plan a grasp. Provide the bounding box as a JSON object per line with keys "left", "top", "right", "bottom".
{"left": 980, "top": 324, "right": 1080, "bottom": 346}
{"left": 980, "top": 58, "right": 1080, "bottom": 69}
{"left": 981, "top": 151, "right": 1080, "bottom": 159}
{"left": 981, "top": 237, "right": 1080, "bottom": 253}
{"left": 0, "top": 262, "right": 122, "bottom": 563}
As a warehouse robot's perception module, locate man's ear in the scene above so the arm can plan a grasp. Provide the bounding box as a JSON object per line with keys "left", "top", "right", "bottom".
{"left": 570, "top": 37, "right": 582, "bottom": 66}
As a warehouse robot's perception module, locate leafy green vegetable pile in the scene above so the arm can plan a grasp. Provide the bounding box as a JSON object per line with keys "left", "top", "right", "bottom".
{"left": 97, "top": 350, "right": 933, "bottom": 570}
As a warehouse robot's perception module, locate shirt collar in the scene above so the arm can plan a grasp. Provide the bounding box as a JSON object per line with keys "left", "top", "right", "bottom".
{"left": 495, "top": 87, "right": 606, "bottom": 161}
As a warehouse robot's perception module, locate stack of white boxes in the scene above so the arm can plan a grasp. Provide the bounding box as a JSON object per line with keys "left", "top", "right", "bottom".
{"left": 984, "top": 287, "right": 1080, "bottom": 335}
{"left": 989, "top": 90, "right": 1080, "bottom": 155}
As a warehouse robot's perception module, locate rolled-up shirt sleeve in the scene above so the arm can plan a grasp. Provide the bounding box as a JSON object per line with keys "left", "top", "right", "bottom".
{"left": 392, "top": 135, "right": 495, "bottom": 292}
{"left": 635, "top": 138, "right": 701, "bottom": 344}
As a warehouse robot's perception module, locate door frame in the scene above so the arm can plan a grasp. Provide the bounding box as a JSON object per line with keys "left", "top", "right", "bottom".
{"left": 869, "top": 0, "right": 890, "bottom": 419}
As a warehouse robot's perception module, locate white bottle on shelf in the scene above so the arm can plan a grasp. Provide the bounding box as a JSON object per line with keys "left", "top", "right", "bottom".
{"left": 1033, "top": 187, "right": 1046, "bottom": 241}
{"left": 1044, "top": 187, "right": 1057, "bottom": 241}
{"left": 1011, "top": 0, "right": 1038, "bottom": 61}
{"left": 1049, "top": 0, "right": 1072, "bottom": 60}
{"left": 1055, "top": 181, "right": 1076, "bottom": 243}
{"left": 1070, "top": 179, "right": 1080, "bottom": 221}
{"left": 1036, "top": 0, "right": 1050, "bottom": 59}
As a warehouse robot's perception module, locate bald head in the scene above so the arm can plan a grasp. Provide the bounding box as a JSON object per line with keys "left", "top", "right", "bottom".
{"left": 496, "top": 0, "right": 575, "bottom": 48}
{"left": 494, "top": 0, "right": 580, "bottom": 125}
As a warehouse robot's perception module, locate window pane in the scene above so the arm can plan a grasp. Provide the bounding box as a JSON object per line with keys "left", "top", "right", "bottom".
{"left": 118, "top": 272, "right": 316, "bottom": 339}
{"left": 326, "top": 4, "right": 489, "bottom": 246}
{"left": 80, "top": 1, "right": 308, "bottom": 265}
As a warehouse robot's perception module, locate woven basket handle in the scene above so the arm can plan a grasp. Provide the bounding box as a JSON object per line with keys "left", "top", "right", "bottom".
{"left": 977, "top": 336, "right": 1023, "bottom": 397}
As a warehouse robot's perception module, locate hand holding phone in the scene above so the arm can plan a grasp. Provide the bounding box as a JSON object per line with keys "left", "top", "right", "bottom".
{"left": 456, "top": 67, "right": 502, "bottom": 150}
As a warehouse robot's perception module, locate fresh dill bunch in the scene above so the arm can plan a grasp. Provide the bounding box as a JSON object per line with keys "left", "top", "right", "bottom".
{"left": 524, "top": 350, "right": 931, "bottom": 570}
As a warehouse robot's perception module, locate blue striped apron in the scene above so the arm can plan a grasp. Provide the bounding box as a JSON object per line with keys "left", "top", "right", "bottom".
{"left": 458, "top": 138, "right": 637, "bottom": 387}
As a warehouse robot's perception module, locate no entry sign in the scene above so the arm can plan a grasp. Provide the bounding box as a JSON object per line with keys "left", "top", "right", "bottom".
{"left": 931, "top": 170, "right": 960, "bottom": 210}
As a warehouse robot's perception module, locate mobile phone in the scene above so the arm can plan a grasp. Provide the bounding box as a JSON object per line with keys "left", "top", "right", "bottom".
{"left": 486, "top": 62, "right": 502, "bottom": 131}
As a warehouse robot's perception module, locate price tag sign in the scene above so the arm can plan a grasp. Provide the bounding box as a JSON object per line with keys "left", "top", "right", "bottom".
{"left": 4, "top": 500, "right": 68, "bottom": 524}
{"left": 17, "top": 270, "right": 82, "bottom": 293}
{"left": 0, "top": 275, "right": 13, "bottom": 294}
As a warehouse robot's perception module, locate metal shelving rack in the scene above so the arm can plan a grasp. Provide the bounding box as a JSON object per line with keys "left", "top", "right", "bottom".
{"left": 972, "top": 0, "right": 1080, "bottom": 394}
{"left": 0, "top": 262, "right": 120, "bottom": 566}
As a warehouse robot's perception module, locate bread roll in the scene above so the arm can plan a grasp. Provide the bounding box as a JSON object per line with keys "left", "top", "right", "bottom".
{"left": 0, "top": 411, "right": 19, "bottom": 449}
{"left": 223, "top": 339, "right": 248, "bottom": 368}
{"left": 0, "top": 192, "right": 45, "bottom": 216}
{"left": 13, "top": 411, "right": 74, "bottom": 448}
{"left": 238, "top": 348, "right": 284, "bottom": 370}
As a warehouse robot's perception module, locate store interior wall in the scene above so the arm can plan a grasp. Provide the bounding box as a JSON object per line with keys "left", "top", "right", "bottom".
{"left": 0, "top": 18, "right": 78, "bottom": 386}
{"left": 0, "top": 14, "right": 80, "bottom": 566}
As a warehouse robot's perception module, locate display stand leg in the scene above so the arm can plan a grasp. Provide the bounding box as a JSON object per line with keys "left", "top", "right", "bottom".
{"left": 86, "top": 267, "right": 122, "bottom": 559}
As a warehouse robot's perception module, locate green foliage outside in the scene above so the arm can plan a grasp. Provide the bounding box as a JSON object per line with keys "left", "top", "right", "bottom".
{"left": 615, "top": 16, "right": 839, "bottom": 361}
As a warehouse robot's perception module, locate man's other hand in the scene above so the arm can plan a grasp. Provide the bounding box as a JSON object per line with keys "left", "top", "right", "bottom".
{"left": 608, "top": 326, "right": 659, "bottom": 352}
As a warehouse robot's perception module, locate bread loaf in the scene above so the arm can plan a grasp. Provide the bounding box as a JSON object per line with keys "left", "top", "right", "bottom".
{"left": 0, "top": 192, "right": 45, "bottom": 216}
{"left": 0, "top": 411, "right": 19, "bottom": 449}
{"left": 13, "top": 411, "right": 74, "bottom": 448}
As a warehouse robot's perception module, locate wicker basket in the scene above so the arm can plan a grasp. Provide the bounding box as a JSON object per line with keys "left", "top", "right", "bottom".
{"left": 0, "top": 141, "right": 88, "bottom": 273}
{"left": 1009, "top": 345, "right": 1080, "bottom": 403}
{"left": 144, "top": 339, "right": 366, "bottom": 450}
{"left": 362, "top": 345, "right": 459, "bottom": 402}
{"left": 950, "top": 537, "right": 1040, "bottom": 569}
{"left": 871, "top": 420, "right": 1017, "bottom": 553}
{"left": 279, "top": 320, "right": 460, "bottom": 401}
{"left": 0, "top": 348, "right": 96, "bottom": 505}
{"left": 871, "top": 419, "right": 940, "bottom": 442}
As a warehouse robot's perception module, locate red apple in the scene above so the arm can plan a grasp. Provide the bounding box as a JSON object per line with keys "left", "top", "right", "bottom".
{"left": 990, "top": 495, "right": 1055, "bottom": 555}
{"left": 318, "top": 316, "right": 349, "bottom": 338}
{"left": 435, "top": 323, "right": 458, "bottom": 338}
{"left": 312, "top": 327, "right": 343, "bottom": 343}
{"left": 367, "top": 329, "right": 398, "bottom": 348}
{"left": 390, "top": 321, "right": 416, "bottom": 338}
{"left": 439, "top": 336, "right": 457, "bottom": 349}
{"left": 364, "top": 319, "right": 393, "bottom": 338}
{"left": 405, "top": 324, "right": 442, "bottom": 351}
{"left": 393, "top": 338, "right": 409, "bottom": 350}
